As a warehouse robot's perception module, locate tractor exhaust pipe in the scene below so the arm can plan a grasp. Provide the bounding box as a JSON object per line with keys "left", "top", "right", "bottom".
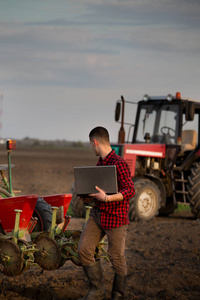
{"left": 118, "top": 96, "right": 125, "bottom": 143}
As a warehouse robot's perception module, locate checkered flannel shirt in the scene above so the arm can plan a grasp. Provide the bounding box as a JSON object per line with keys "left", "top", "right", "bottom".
{"left": 94, "top": 149, "right": 135, "bottom": 229}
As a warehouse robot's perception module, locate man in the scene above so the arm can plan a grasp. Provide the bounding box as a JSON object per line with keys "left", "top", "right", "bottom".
{"left": 78, "top": 126, "right": 135, "bottom": 300}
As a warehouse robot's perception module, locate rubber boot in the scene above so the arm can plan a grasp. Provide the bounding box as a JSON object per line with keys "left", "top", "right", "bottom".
{"left": 112, "top": 273, "right": 127, "bottom": 300}
{"left": 78, "top": 260, "right": 105, "bottom": 300}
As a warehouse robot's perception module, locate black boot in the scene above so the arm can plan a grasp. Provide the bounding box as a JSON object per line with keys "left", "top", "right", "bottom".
{"left": 79, "top": 260, "right": 105, "bottom": 300}
{"left": 112, "top": 273, "right": 127, "bottom": 300}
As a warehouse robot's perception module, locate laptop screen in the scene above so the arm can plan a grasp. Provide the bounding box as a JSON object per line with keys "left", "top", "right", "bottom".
{"left": 74, "top": 165, "right": 118, "bottom": 196}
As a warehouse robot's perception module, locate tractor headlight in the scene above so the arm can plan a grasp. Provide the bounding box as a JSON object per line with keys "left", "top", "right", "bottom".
{"left": 167, "top": 94, "right": 173, "bottom": 101}
{"left": 143, "top": 94, "right": 149, "bottom": 101}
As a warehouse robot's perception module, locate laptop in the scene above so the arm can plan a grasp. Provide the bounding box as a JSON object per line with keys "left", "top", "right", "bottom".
{"left": 74, "top": 165, "right": 118, "bottom": 197}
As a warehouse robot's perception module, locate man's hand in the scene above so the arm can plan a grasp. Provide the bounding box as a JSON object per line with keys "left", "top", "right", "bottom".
{"left": 89, "top": 186, "right": 106, "bottom": 202}
{"left": 90, "top": 186, "right": 123, "bottom": 203}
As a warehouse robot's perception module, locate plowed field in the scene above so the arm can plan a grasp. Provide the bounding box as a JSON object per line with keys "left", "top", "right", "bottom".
{"left": 0, "top": 146, "right": 199, "bottom": 300}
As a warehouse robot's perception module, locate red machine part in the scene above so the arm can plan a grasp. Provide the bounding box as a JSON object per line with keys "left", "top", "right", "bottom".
{"left": 6, "top": 139, "right": 16, "bottom": 151}
{"left": 0, "top": 195, "right": 38, "bottom": 232}
{"left": 42, "top": 194, "right": 72, "bottom": 218}
{"left": 0, "top": 194, "right": 72, "bottom": 233}
{"left": 123, "top": 144, "right": 166, "bottom": 177}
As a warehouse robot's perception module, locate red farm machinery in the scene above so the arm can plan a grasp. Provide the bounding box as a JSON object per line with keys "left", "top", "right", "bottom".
{"left": 0, "top": 141, "right": 108, "bottom": 277}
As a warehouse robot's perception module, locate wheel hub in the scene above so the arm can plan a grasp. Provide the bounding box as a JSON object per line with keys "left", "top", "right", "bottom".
{"left": 138, "top": 190, "right": 156, "bottom": 216}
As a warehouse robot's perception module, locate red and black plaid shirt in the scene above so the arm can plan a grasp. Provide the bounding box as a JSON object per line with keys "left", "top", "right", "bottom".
{"left": 94, "top": 149, "right": 135, "bottom": 229}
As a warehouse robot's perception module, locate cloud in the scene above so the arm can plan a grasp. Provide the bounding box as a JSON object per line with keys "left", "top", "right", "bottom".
{"left": 0, "top": 0, "right": 200, "bottom": 141}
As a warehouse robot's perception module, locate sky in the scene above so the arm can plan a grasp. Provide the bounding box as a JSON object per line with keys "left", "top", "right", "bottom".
{"left": 0, "top": 0, "right": 200, "bottom": 143}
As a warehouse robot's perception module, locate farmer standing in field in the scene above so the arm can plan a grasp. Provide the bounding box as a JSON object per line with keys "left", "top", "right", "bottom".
{"left": 78, "top": 126, "right": 135, "bottom": 300}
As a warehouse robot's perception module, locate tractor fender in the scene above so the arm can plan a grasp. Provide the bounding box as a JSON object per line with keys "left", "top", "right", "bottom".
{"left": 143, "top": 175, "right": 166, "bottom": 207}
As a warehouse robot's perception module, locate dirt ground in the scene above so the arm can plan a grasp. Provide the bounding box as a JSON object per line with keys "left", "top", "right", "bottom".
{"left": 0, "top": 146, "right": 200, "bottom": 300}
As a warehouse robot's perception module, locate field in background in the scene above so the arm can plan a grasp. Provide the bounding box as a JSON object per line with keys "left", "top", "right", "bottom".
{"left": 0, "top": 145, "right": 97, "bottom": 197}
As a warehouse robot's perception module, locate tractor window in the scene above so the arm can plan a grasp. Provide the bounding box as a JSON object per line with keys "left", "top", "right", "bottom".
{"left": 135, "top": 103, "right": 179, "bottom": 144}
{"left": 182, "top": 113, "right": 198, "bottom": 148}
{"left": 135, "top": 108, "right": 156, "bottom": 142}
{"left": 157, "top": 108, "right": 177, "bottom": 144}
{"left": 182, "top": 113, "right": 198, "bottom": 133}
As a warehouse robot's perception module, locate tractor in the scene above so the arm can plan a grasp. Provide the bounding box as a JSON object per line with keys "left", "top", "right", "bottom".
{"left": 71, "top": 92, "right": 200, "bottom": 222}
{"left": 112, "top": 92, "right": 200, "bottom": 221}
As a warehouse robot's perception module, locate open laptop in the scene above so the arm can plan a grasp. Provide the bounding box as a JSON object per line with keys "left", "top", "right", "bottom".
{"left": 74, "top": 165, "right": 118, "bottom": 197}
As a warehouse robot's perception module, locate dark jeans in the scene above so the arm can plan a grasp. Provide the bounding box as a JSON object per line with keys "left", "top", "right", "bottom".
{"left": 78, "top": 208, "right": 128, "bottom": 275}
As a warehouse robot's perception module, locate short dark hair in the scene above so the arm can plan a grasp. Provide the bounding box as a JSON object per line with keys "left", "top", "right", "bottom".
{"left": 89, "top": 126, "right": 110, "bottom": 143}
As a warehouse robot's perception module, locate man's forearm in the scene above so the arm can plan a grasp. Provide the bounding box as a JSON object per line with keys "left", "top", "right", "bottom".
{"left": 104, "top": 192, "right": 123, "bottom": 202}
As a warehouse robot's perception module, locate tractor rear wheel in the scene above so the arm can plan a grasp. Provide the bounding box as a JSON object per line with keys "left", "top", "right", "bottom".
{"left": 187, "top": 162, "right": 200, "bottom": 218}
{"left": 32, "top": 197, "right": 52, "bottom": 232}
{"left": 129, "top": 179, "right": 161, "bottom": 221}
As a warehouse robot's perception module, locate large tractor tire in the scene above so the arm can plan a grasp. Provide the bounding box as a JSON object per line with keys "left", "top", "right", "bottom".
{"left": 187, "top": 162, "right": 200, "bottom": 218}
{"left": 32, "top": 197, "right": 52, "bottom": 232}
{"left": 129, "top": 179, "right": 161, "bottom": 221}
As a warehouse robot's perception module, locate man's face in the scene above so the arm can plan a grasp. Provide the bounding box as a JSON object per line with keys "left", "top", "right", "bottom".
{"left": 90, "top": 139, "right": 100, "bottom": 156}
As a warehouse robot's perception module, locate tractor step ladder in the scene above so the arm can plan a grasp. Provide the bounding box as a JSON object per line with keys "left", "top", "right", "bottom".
{"left": 171, "top": 170, "right": 188, "bottom": 205}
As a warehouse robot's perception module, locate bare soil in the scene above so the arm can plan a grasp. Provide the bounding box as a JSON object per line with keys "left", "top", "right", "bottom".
{"left": 0, "top": 146, "right": 200, "bottom": 300}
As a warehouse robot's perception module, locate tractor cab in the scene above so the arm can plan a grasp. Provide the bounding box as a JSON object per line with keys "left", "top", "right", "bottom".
{"left": 134, "top": 97, "right": 180, "bottom": 145}
{"left": 133, "top": 93, "right": 199, "bottom": 169}
{"left": 115, "top": 93, "right": 200, "bottom": 171}
{"left": 133, "top": 93, "right": 198, "bottom": 149}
